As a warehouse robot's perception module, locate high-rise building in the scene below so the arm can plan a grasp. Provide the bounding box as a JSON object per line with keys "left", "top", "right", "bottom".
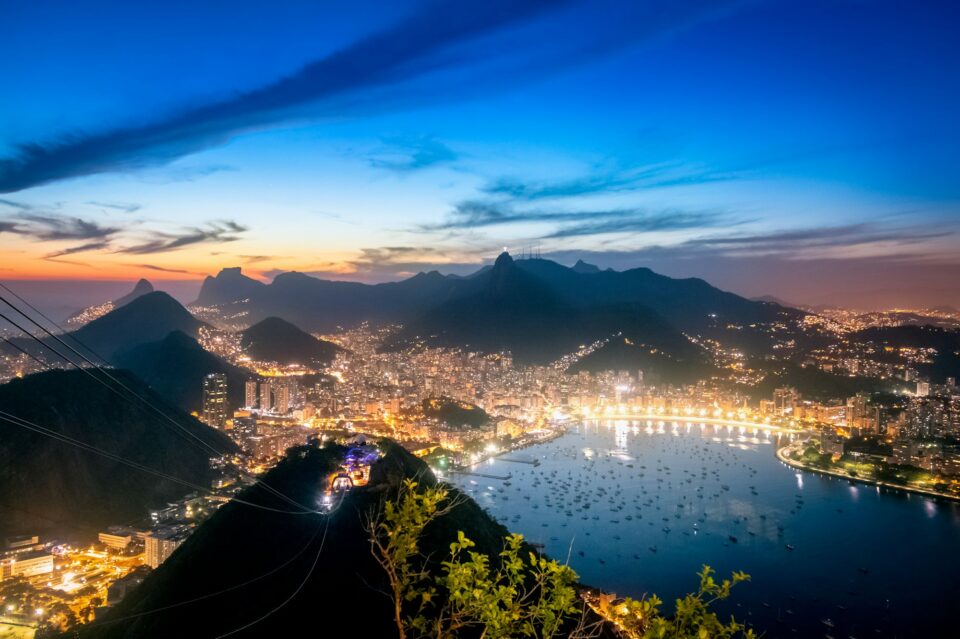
{"left": 144, "top": 528, "right": 189, "bottom": 568}
{"left": 917, "top": 381, "right": 931, "bottom": 397}
{"left": 259, "top": 381, "right": 273, "bottom": 412}
{"left": 773, "top": 386, "right": 798, "bottom": 416}
{"left": 846, "top": 392, "right": 879, "bottom": 433}
{"left": 274, "top": 383, "right": 291, "bottom": 414}
{"left": 244, "top": 379, "right": 258, "bottom": 409}
{"left": 201, "top": 373, "right": 228, "bottom": 429}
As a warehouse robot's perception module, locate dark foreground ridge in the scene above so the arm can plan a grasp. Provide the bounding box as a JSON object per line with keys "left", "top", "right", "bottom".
{"left": 74, "top": 443, "right": 612, "bottom": 639}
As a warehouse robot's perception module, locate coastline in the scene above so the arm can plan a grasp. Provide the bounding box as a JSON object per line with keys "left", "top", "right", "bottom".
{"left": 776, "top": 443, "right": 960, "bottom": 503}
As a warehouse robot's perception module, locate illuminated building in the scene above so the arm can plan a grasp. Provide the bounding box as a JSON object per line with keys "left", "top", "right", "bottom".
{"left": 274, "top": 383, "right": 290, "bottom": 414}
{"left": 259, "top": 380, "right": 273, "bottom": 411}
{"left": 202, "top": 373, "right": 229, "bottom": 429}
{"left": 244, "top": 379, "right": 258, "bottom": 409}
{"left": 98, "top": 527, "right": 137, "bottom": 550}
{"left": 145, "top": 528, "right": 190, "bottom": 568}
{"left": 0, "top": 551, "right": 54, "bottom": 579}
{"left": 773, "top": 386, "right": 798, "bottom": 416}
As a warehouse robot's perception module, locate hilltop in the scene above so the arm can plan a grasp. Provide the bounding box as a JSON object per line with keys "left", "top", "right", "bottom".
{"left": 240, "top": 316, "right": 341, "bottom": 366}
{"left": 74, "top": 442, "right": 582, "bottom": 639}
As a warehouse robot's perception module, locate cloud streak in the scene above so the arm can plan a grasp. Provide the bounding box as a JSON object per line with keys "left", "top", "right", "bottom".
{"left": 421, "top": 199, "right": 729, "bottom": 238}
{"left": 87, "top": 200, "right": 141, "bottom": 213}
{"left": 116, "top": 220, "right": 248, "bottom": 254}
{"left": 0, "top": 0, "right": 567, "bottom": 193}
{"left": 44, "top": 239, "right": 112, "bottom": 259}
{"left": 132, "top": 263, "right": 198, "bottom": 275}
{"left": 0, "top": 0, "right": 742, "bottom": 193}
{"left": 368, "top": 136, "right": 458, "bottom": 172}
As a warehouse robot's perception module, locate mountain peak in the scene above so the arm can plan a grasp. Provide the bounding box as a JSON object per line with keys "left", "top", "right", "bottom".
{"left": 112, "top": 278, "right": 154, "bottom": 308}
{"left": 494, "top": 251, "right": 514, "bottom": 268}
{"left": 195, "top": 267, "right": 264, "bottom": 306}
{"left": 572, "top": 259, "right": 601, "bottom": 274}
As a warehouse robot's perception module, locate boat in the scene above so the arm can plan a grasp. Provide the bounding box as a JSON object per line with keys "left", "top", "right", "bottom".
{"left": 785, "top": 544, "right": 795, "bottom": 551}
{"left": 822, "top": 618, "right": 835, "bottom": 628}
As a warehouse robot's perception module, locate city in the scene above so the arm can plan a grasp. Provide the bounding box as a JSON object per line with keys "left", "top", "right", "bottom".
{"left": 1, "top": 1, "right": 958, "bottom": 637}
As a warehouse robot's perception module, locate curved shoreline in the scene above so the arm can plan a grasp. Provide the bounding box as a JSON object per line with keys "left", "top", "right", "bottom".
{"left": 775, "top": 444, "right": 960, "bottom": 503}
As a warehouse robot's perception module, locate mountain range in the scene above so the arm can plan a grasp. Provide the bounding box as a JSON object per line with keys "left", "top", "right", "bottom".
{"left": 192, "top": 253, "right": 800, "bottom": 366}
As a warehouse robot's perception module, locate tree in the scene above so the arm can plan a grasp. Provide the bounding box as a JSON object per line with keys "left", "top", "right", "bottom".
{"left": 367, "top": 480, "right": 753, "bottom": 639}
{"left": 598, "top": 566, "right": 755, "bottom": 639}
{"left": 366, "top": 479, "right": 599, "bottom": 639}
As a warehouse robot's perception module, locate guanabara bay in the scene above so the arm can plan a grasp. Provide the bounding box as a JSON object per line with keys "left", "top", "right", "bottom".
{"left": 1, "top": 1, "right": 958, "bottom": 637}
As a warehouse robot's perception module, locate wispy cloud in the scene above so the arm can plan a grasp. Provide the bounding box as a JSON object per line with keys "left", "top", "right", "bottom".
{"left": 132, "top": 263, "right": 198, "bottom": 275}
{"left": 44, "top": 239, "right": 112, "bottom": 259}
{"left": 16, "top": 214, "right": 120, "bottom": 241}
{"left": 116, "top": 220, "right": 248, "bottom": 255}
{"left": 368, "top": 136, "right": 458, "bottom": 172}
{"left": 237, "top": 254, "right": 277, "bottom": 264}
{"left": 421, "top": 199, "right": 729, "bottom": 239}
{"left": 87, "top": 200, "right": 141, "bottom": 213}
{"left": 543, "top": 210, "right": 730, "bottom": 238}
{"left": 0, "top": 198, "right": 31, "bottom": 210}
{"left": 680, "top": 224, "right": 951, "bottom": 256}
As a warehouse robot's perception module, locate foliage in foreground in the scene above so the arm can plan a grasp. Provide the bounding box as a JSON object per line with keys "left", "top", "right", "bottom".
{"left": 597, "top": 566, "right": 755, "bottom": 639}
{"left": 367, "top": 479, "right": 755, "bottom": 639}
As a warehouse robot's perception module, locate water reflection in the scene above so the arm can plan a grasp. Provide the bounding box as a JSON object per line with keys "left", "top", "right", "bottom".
{"left": 451, "top": 420, "right": 960, "bottom": 638}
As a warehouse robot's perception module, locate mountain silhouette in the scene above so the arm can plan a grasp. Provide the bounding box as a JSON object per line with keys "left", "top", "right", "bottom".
{"left": 240, "top": 317, "right": 341, "bottom": 366}
{"left": 383, "top": 253, "right": 707, "bottom": 365}
{"left": 113, "top": 278, "right": 155, "bottom": 307}
{"left": 114, "top": 331, "right": 249, "bottom": 413}
{"left": 193, "top": 267, "right": 265, "bottom": 306}
{"left": 0, "top": 369, "right": 234, "bottom": 538}
{"left": 191, "top": 258, "right": 798, "bottom": 361}
{"left": 75, "top": 442, "right": 604, "bottom": 639}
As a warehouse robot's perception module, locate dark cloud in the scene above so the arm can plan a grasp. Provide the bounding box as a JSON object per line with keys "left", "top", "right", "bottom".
{"left": 368, "top": 136, "right": 458, "bottom": 172}
{"left": 133, "top": 264, "right": 197, "bottom": 275}
{"left": 541, "top": 223, "right": 953, "bottom": 268}
{"left": 0, "top": 0, "right": 566, "bottom": 193}
{"left": 680, "top": 224, "right": 950, "bottom": 255}
{"left": 422, "top": 199, "right": 729, "bottom": 238}
{"left": 16, "top": 214, "right": 120, "bottom": 241}
{"left": 44, "top": 240, "right": 112, "bottom": 259}
{"left": 87, "top": 200, "right": 141, "bottom": 213}
{"left": 116, "top": 220, "right": 248, "bottom": 255}
{"left": 481, "top": 164, "right": 680, "bottom": 200}
{"left": 543, "top": 210, "right": 729, "bottom": 239}
{"left": 0, "top": 0, "right": 740, "bottom": 193}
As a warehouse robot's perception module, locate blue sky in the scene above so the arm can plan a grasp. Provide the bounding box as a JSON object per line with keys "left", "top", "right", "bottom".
{"left": 1, "top": 0, "right": 958, "bottom": 308}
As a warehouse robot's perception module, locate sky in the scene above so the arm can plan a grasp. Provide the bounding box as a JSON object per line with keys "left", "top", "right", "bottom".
{"left": 1, "top": 0, "right": 958, "bottom": 310}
